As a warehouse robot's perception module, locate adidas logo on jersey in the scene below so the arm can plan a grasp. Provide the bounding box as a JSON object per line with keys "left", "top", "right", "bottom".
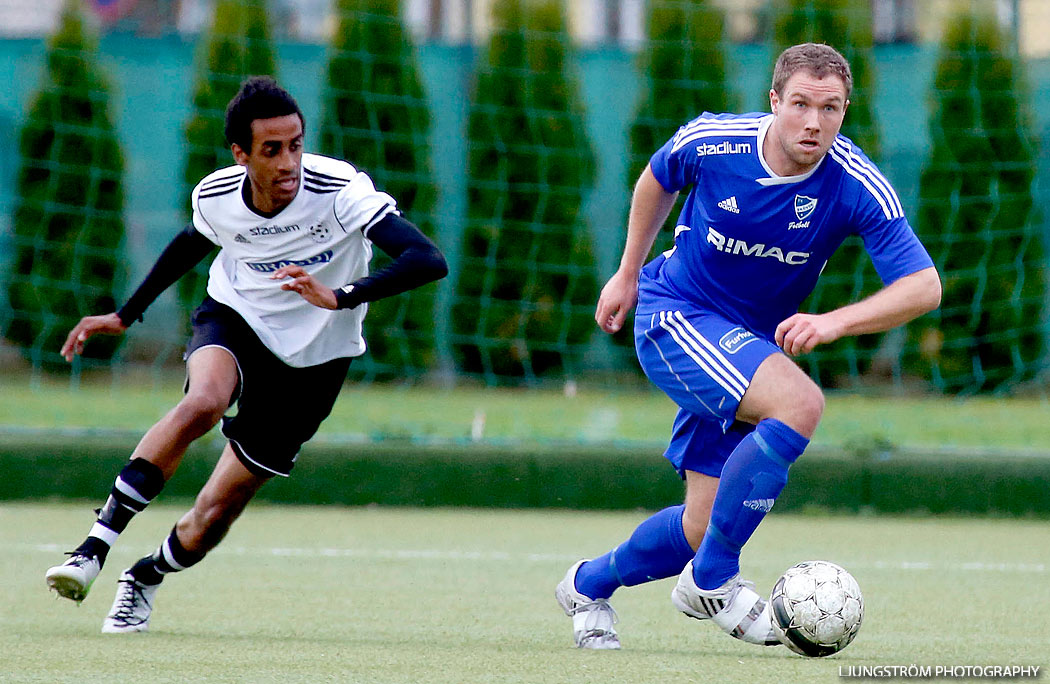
{"left": 235, "top": 233, "right": 251, "bottom": 244}
{"left": 717, "top": 196, "right": 739, "bottom": 214}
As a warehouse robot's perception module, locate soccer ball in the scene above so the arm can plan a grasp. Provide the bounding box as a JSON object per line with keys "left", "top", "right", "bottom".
{"left": 769, "top": 560, "right": 863, "bottom": 657}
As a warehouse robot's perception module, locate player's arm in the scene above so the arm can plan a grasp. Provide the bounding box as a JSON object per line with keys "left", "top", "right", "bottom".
{"left": 775, "top": 266, "right": 941, "bottom": 357}
{"left": 596, "top": 164, "right": 678, "bottom": 334}
{"left": 60, "top": 225, "right": 217, "bottom": 361}
{"left": 272, "top": 213, "right": 447, "bottom": 310}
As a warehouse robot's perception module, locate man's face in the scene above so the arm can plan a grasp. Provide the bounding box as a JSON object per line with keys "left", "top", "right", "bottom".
{"left": 232, "top": 114, "right": 303, "bottom": 213}
{"left": 767, "top": 70, "right": 849, "bottom": 176}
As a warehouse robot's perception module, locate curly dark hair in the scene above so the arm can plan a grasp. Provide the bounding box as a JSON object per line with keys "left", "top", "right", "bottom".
{"left": 224, "top": 76, "right": 305, "bottom": 150}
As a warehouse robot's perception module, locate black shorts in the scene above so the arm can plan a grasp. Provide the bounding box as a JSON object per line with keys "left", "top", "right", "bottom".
{"left": 185, "top": 297, "right": 352, "bottom": 478}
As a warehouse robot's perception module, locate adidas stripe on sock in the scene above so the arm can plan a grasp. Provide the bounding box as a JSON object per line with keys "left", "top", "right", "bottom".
{"left": 80, "top": 458, "right": 165, "bottom": 562}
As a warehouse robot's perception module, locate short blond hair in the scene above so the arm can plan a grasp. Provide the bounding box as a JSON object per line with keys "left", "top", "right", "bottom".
{"left": 772, "top": 43, "right": 852, "bottom": 97}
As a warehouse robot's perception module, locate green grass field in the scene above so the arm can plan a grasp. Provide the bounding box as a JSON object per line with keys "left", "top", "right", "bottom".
{"left": 2, "top": 503, "right": 1046, "bottom": 683}
{"left": 3, "top": 375, "right": 1050, "bottom": 453}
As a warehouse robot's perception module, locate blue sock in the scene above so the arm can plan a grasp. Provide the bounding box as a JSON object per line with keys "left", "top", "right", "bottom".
{"left": 693, "top": 418, "right": 808, "bottom": 590}
{"left": 575, "top": 505, "right": 694, "bottom": 600}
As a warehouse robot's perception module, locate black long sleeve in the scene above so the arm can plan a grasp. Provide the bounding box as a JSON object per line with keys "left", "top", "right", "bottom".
{"left": 116, "top": 225, "right": 216, "bottom": 326}
{"left": 335, "top": 213, "right": 448, "bottom": 310}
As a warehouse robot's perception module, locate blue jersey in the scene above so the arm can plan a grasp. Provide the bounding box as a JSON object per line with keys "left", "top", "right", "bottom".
{"left": 638, "top": 112, "right": 933, "bottom": 340}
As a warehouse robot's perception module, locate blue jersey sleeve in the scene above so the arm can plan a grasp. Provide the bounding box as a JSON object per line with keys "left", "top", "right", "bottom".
{"left": 852, "top": 192, "right": 934, "bottom": 285}
{"left": 649, "top": 119, "right": 706, "bottom": 193}
{"left": 833, "top": 139, "right": 934, "bottom": 284}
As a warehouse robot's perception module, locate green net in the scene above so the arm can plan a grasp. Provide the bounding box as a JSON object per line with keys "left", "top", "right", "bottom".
{"left": 3, "top": 0, "right": 126, "bottom": 372}
{"left": 450, "top": 0, "right": 597, "bottom": 385}
{"left": 0, "top": 0, "right": 1046, "bottom": 396}
{"left": 905, "top": 4, "right": 1046, "bottom": 393}
{"left": 319, "top": 0, "right": 442, "bottom": 382}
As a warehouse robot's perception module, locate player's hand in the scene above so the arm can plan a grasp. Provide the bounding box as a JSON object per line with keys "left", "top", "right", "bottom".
{"left": 60, "top": 313, "right": 127, "bottom": 362}
{"left": 775, "top": 313, "right": 844, "bottom": 357}
{"left": 271, "top": 265, "right": 338, "bottom": 310}
{"left": 595, "top": 269, "right": 639, "bottom": 334}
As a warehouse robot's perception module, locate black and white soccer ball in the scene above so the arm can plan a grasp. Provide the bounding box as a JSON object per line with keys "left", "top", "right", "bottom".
{"left": 769, "top": 560, "right": 863, "bottom": 657}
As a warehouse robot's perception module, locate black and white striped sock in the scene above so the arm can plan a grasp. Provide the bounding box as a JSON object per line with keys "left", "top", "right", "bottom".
{"left": 128, "top": 527, "right": 206, "bottom": 586}
{"left": 77, "top": 458, "right": 165, "bottom": 564}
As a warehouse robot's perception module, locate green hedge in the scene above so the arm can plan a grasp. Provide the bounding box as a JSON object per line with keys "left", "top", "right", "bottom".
{"left": 3, "top": 431, "right": 1048, "bottom": 517}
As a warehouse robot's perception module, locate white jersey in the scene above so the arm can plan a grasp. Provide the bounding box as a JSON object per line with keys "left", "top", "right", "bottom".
{"left": 191, "top": 153, "right": 396, "bottom": 367}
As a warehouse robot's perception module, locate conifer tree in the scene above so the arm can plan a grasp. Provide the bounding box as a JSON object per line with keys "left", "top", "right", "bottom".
{"left": 452, "top": 0, "right": 597, "bottom": 383}
{"left": 320, "top": 0, "right": 439, "bottom": 380}
{"left": 5, "top": 0, "right": 126, "bottom": 368}
{"left": 907, "top": 8, "right": 1042, "bottom": 392}
{"left": 178, "top": 0, "right": 277, "bottom": 317}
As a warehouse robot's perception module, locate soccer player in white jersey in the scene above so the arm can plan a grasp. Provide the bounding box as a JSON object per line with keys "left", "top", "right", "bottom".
{"left": 556, "top": 44, "right": 941, "bottom": 649}
{"left": 45, "top": 77, "right": 447, "bottom": 633}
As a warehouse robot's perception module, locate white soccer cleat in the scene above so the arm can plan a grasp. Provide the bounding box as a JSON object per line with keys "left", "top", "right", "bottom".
{"left": 45, "top": 554, "right": 101, "bottom": 603}
{"left": 101, "top": 572, "right": 159, "bottom": 633}
{"left": 671, "top": 560, "right": 780, "bottom": 646}
{"left": 555, "top": 560, "right": 621, "bottom": 650}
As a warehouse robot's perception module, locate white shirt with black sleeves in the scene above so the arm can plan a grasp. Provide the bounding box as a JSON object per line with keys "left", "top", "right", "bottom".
{"left": 190, "top": 153, "right": 396, "bottom": 367}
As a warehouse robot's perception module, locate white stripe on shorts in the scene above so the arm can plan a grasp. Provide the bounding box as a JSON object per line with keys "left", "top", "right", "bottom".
{"left": 671, "top": 311, "right": 751, "bottom": 388}
{"left": 659, "top": 312, "right": 746, "bottom": 400}
{"left": 643, "top": 325, "right": 724, "bottom": 421}
{"left": 664, "top": 311, "right": 749, "bottom": 397}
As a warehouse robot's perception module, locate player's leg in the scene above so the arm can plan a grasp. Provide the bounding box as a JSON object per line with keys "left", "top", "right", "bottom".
{"left": 102, "top": 342, "right": 352, "bottom": 633}
{"left": 557, "top": 500, "right": 694, "bottom": 650}
{"left": 45, "top": 343, "right": 238, "bottom": 602}
{"left": 555, "top": 312, "right": 752, "bottom": 649}
{"left": 567, "top": 412, "right": 742, "bottom": 599}
{"left": 691, "top": 352, "right": 819, "bottom": 589}
{"left": 102, "top": 443, "right": 267, "bottom": 633}
{"left": 681, "top": 469, "right": 718, "bottom": 548}
{"left": 673, "top": 353, "right": 819, "bottom": 645}
{"left": 626, "top": 309, "right": 795, "bottom": 644}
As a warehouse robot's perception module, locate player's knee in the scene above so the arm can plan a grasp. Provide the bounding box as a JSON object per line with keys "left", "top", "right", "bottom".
{"left": 788, "top": 384, "right": 824, "bottom": 436}
{"left": 171, "top": 393, "right": 227, "bottom": 435}
{"left": 799, "top": 384, "right": 825, "bottom": 422}
{"left": 680, "top": 507, "right": 707, "bottom": 551}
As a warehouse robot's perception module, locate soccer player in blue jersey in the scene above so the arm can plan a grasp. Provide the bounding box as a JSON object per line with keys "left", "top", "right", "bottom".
{"left": 556, "top": 43, "right": 941, "bottom": 649}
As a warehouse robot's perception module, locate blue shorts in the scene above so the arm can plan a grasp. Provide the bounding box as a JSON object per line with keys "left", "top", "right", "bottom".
{"left": 634, "top": 308, "right": 780, "bottom": 477}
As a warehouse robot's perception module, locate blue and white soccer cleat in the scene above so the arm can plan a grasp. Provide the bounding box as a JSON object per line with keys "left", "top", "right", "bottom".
{"left": 672, "top": 560, "right": 780, "bottom": 646}
{"left": 555, "top": 560, "right": 621, "bottom": 650}
{"left": 45, "top": 553, "right": 101, "bottom": 603}
{"left": 101, "top": 571, "right": 159, "bottom": 633}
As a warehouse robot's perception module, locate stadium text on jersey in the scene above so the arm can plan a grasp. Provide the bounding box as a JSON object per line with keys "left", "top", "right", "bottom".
{"left": 695, "top": 141, "right": 752, "bottom": 156}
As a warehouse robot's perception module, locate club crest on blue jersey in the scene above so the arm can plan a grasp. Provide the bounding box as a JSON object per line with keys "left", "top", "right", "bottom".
{"left": 794, "top": 195, "right": 818, "bottom": 221}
